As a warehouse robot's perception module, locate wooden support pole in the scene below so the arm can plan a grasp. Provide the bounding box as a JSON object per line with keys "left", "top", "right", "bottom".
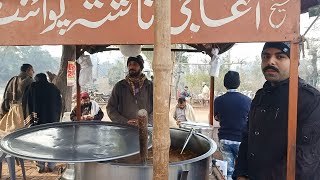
{"left": 209, "top": 77, "right": 215, "bottom": 125}
{"left": 153, "top": 0, "right": 171, "bottom": 179}
{"left": 169, "top": 45, "right": 176, "bottom": 105}
{"left": 286, "top": 42, "right": 299, "bottom": 180}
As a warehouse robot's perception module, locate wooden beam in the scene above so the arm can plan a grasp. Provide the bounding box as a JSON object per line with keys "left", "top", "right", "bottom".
{"left": 152, "top": 0, "right": 172, "bottom": 179}
{"left": 286, "top": 42, "right": 299, "bottom": 180}
{"left": 101, "top": 47, "right": 200, "bottom": 52}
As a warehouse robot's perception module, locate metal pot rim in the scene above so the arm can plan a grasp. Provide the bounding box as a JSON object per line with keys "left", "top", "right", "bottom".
{"left": 0, "top": 121, "right": 153, "bottom": 162}
{"left": 102, "top": 128, "right": 217, "bottom": 166}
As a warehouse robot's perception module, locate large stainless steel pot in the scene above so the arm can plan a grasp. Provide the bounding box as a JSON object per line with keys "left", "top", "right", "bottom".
{"left": 75, "top": 128, "right": 217, "bottom": 180}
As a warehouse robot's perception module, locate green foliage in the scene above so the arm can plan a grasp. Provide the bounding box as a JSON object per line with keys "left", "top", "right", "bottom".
{"left": 299, "top": 40, "right": 320, "bottom": 87}
{"left": 212, "top": 63, "right": 232, "bottom": 92}
{"left": 237, "top": 56, "right": 265, "bottom": 92}
{"left": 143, "top": 45, "right": 154, "bottom": 63}
{"left": 0, "top": 46, "right": 59, "bottom": 86}
{"left": 180, "top": 53, "right": 265, "bottom": 96}
{"left": 185, "top": 70, "right": 211, "bottom": 94}
{"left": 106, "top": 59, "right": 125, "bottom": 86}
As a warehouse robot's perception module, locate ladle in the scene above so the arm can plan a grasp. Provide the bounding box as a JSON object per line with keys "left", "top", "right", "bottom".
{"left": 180, "top": 128, "right": 197, "bottom": 154}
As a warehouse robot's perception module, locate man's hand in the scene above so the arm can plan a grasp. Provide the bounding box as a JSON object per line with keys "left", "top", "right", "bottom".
{"left": 176, "top": 120, "right": 181, "bottom": 125}
{"left": 31, "top": 112, "right": 38, "bottom": 119}
{"left": 237, "top": 177, "right": 249, "bottom": 180}
{"left": 24, "top": 115, "right": 32, "bottom": 126}
{"left": 81, "top": 115, "right": 93, "bottom": 121}
{"left": 214, "top": 115, "right": 220, "bottom": 121}
{"left": 85, "top": 115, "right": 94, "bottom": 120}
{"left": 128, "top": 119, "right": 138, "bottom": 126}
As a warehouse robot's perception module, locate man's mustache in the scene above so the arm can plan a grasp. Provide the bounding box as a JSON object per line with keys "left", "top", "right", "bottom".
{"left": 263, "top": 66, "right": 279, "bottom": 73}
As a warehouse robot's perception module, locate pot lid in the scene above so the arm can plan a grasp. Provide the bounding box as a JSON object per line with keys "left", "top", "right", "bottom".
{"left": 179, "top": 121, "right": 213, "bottom": 129}
{"left": 0, "top": 121, "right": 152, "bottom": 163}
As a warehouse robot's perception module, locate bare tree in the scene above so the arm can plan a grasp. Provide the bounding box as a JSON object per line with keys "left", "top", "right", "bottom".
{"left": 49, "top": 45, "right": 76, "bottom": 112}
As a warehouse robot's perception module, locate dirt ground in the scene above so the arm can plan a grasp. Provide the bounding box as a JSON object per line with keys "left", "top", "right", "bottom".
{"left": 0, "top": 161, "right": 64, "bottom": 180}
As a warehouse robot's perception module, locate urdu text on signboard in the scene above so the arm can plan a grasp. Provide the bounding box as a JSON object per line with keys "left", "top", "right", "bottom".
{"left": 0, "top": 0, "right": 300, "bottom": 45}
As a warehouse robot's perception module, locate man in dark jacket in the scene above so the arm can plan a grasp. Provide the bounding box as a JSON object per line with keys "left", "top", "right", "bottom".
{"left": 233, "top": 42, "right": 320, "bottom": 180}
{"left": 107, "top": 55, "right": 153, "bottom": 125}
{"left": 214, "top": 71, "right": 251, "bottom": 180}
{"left": 70, "top": 91, "right": 104, "bottom": 121}
{"left": 22, "top": 73, "right": 62, "bottom": 173}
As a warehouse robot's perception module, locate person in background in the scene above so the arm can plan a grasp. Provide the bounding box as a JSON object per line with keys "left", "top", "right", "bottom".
{"left": 214, "top": 71, "right": 251, "bottom": 180}
{"left": 107, "top": 55, "right": 153, "bottom": 126}
{"left": 234, "top": 42, "right": 320, "bottom": 180}
{"left": 180, "top": 86, "right": 191, "bottom": 98}
{"left": 23, "top": 73, "right": 62, "bottom": 125}
{"left": 199, "top": 82, "right": 210, "bottom": 106}
{"left": 0, "top": 64, "right": 34, "bottom": 119}
{"left": 70, "top": 91, "right": 104, "bottom": 121}
{"left": 22, "top": 73, "right": 62, "bottom": 173}
{"left": 171, "top": 97, "right": 196, "bottom": 126}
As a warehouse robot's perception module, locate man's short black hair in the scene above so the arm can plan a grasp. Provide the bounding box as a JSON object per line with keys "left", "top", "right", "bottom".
{"left": 224, "top": 71, "right": 240, "bottom": 89}
{"left": 34, "top": 73, "right": 48, "bottom": 82}
{"left": 178, "top": 97, "right": 186, "bottom": 104}
{"left": 20, "top": 64, "right": 33, "bottom": 72}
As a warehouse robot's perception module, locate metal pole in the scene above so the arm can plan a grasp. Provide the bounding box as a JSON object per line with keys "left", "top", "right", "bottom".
{"left": 209, "top": 77, "right": 215, "bottom": 125}
{"left": 286, "top": 42, "right": 299, "bottom": 180}
{"left": 76, "top": 62, "right": 81, "bottom": 120}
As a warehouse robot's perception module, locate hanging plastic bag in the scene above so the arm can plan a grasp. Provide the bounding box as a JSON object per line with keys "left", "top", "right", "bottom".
{"left": 209, "top": 48, "right": 223, "bottom": 77}
{"left": 77, "top": 55, "right": 93, "bottom": 87}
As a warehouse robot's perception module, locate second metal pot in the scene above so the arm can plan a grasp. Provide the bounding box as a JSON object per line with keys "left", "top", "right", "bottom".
{"left": 75, "top": 128, "right": 217, "bottom": 180}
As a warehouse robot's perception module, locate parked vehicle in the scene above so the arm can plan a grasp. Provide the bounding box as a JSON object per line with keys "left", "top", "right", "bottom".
{"left": 92, "top": 92, "right": 110, "bottom": 104}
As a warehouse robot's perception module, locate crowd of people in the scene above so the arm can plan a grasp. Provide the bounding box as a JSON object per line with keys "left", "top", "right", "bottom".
{"left": 1, "top": 42, "right": 320, "bottom": 179}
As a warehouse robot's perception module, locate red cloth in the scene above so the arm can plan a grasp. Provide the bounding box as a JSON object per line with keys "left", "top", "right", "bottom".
{"left": 80, "top": 92, "right": 89, "bottom": 99}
